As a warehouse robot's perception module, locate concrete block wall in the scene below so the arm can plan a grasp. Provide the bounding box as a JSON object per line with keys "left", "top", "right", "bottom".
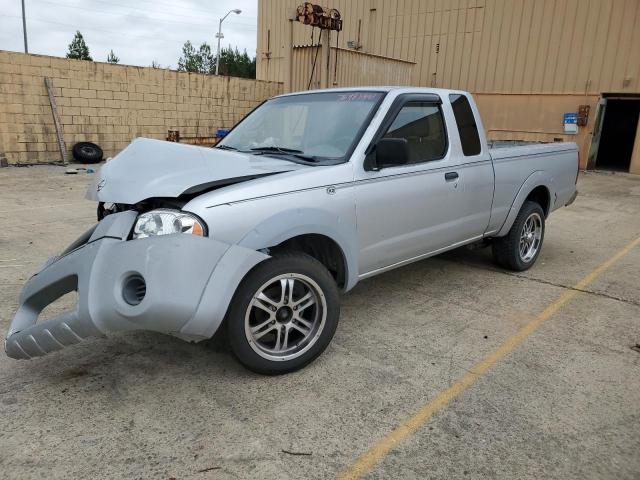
{"left": 0, "top": 51, "right": 283, "bottom": 164}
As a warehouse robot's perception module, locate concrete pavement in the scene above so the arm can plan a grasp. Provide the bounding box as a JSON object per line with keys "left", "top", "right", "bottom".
{"left": 0, "top": 167, "right": 638, "bottom": 479}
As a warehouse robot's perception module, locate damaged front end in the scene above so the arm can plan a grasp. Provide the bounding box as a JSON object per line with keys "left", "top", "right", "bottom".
{"left": 86, "top": 137, "right": 300, "bottom": 206}
{"left": 4, "top": 137, "right": 307, "bottom": 359}
{"left": 5, "top": 210, "right": 268, "bottom": 360}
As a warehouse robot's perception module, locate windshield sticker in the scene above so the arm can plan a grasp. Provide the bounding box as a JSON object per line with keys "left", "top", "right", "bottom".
{"left": 337, "top": 93, "right": 379, "bottom": 102}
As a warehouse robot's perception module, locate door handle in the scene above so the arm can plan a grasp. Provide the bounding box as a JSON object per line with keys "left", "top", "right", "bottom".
{"left": 445, "top": 171, "right": 459, "bottom": 181}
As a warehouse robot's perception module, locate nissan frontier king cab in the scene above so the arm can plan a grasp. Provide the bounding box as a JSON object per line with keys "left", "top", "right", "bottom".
{"left": 5, "top": 87, "right": 579, "bottom": 374}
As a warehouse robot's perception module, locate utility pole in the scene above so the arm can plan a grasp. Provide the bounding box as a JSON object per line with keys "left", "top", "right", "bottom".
{"left": 215, "top": 20, "right": 223, "bottom": 76}
{"left": 215, "top": 8, "right": 241, "bottom": 75}
{"left": 21, "top": 0, "right": 28, "bottom": 53}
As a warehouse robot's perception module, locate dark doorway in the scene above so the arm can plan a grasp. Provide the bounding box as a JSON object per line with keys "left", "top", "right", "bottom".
{"left": 595, "top": 99, "right": 640, "bottom": 171}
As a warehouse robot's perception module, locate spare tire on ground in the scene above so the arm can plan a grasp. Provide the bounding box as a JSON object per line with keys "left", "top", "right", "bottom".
{"left": 72, "top": 142, "right": 103, "bottom": 164}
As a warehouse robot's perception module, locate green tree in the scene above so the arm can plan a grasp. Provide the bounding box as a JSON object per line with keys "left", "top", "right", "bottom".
{"left": 177, "top": 40, "right": 197, "bottom": 72}
{"left": 198, "top": 43, "right": 215, "bottom": 74}
{"left": 177, "top": 40, "right": 214, "bottom": 73}
{"left": 106, "top": 50, "right": 119, "bottom": 64}
{"left": 66, "top": 31, "right": 92, "bottom": 61}
{"left": 177, "top": 41, "right": 256, "bottom": 78}
{"left": 216, "top": 46, "right": 256, "bottom": 79}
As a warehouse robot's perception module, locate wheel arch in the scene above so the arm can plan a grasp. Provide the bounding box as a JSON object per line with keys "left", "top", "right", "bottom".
{"left": 496, "top": 172, "right": 554, "bottom": 237}
{"left": 269, "top": 233, "right": 348, "bottom": 290}
{"left": 525, "top": 185, "right": 551, "bottom": 217}
{"left": 237, "top": 208, "right": 359, "bottom": 292}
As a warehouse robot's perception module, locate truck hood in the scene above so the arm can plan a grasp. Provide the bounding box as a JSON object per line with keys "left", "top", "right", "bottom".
{"left": 86, "top": 138, "right": 304, "bottom": 204}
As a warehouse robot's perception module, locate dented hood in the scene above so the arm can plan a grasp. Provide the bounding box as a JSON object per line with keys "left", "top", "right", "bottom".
{"left": 86, "top": 138, "right": 303, "bottom": 204}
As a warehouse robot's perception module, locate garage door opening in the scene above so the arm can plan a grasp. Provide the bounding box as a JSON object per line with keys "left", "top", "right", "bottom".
{"left": 594, "top": 98, "right": 640, "bottom": 172}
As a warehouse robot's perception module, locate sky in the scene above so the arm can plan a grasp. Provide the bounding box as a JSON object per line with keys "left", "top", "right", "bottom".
{"left": 0, "top": 0, "right": 258, "bottom": 68}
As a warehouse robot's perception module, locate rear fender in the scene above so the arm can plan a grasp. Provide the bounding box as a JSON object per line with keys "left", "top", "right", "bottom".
{"left": 496, "top": 171, "right": 555, "bottom": 237}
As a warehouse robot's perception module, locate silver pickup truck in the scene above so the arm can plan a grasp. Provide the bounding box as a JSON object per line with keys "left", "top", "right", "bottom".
{"left": 5, "top": 87, "right": 578, "bottom": 374}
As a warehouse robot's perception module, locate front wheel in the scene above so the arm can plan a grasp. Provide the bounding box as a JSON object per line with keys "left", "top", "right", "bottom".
{"left": 492, "top": 200, "right": 545, "bottom": 271}
{"left": 226, "top": 253, "right": 340, "bottom": 375}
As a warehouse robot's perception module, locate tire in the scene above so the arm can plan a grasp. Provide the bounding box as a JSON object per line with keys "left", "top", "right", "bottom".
{"left": 492, "top": 200, "right": 545, "bottom": 271}
{"left": 72, "top": 142, "right": 103, "bottom": 164}
{"left": 226, "top": 252, "right": 340, "bottom": 375}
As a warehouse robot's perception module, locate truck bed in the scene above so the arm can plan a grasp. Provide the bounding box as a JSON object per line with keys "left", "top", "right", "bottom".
{"left": 487, "top": 142, "right": 578, "bottom": 236}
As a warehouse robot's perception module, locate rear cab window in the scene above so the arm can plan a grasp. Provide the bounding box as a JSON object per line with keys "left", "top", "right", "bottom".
{"left": 449, "top": 94, "right": 481, "bottom": 156}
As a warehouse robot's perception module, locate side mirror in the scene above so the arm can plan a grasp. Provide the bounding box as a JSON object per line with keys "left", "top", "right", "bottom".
{"left": 364, "top": 138, "right": 410, "bottom": 171}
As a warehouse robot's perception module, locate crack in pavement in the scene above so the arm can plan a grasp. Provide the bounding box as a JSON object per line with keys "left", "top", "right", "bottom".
{"left": 447, "top": 259, "right": 640, "bottom": 308}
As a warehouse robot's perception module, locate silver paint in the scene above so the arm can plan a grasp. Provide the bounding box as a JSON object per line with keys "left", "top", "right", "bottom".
{"left": 6, "top": 87, "right": 578, "bottom": 359}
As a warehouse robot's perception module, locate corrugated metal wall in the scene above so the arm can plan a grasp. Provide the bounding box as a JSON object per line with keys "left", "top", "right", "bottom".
{"left": 291, "top": 46, "right": 321, "bottom": 91}
{"left": 291, "top": 46, "right": 414, "bottom": 91}
{"left": 258, "top": 0, "right": 640, "bottom": 94}
{"left": 329, "top": 48, "right": 414, "bottom": 88}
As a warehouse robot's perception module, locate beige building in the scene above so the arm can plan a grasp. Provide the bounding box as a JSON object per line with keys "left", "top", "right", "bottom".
{"left": 256, "top": 0, "right": 640, "bottom": 173}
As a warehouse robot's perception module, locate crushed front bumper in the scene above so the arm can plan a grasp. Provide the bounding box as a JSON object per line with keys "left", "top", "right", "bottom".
{"left": 5, "top": 210, "right": 268, "bottom": 359}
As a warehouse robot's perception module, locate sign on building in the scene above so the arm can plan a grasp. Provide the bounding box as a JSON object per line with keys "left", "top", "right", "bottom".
{"left": 563, "top": 113, "right": 578, "bottom": 134}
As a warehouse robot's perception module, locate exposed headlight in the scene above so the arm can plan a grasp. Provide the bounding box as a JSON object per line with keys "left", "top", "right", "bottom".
{"left": 131, "top": 209, "right": 207, "bottom": 239}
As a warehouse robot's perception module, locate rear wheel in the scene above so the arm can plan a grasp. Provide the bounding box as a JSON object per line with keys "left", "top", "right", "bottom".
{"left": 492, "top": 200, "right": 545, "bottom": 271}
{"left": 226, "top": 253, "right": 340, "bottom": 375}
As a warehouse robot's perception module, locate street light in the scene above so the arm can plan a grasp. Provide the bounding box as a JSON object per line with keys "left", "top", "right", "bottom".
{"left": 215, "top": 8, "right": 241, "bottom": 75}
{"left": 21, "top": 0, "right": 28, "bottom": 53}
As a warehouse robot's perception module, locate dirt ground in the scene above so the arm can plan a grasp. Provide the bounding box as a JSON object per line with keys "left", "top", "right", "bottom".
{"left": 1, "top": 166, "right": 639, "bottom": 479}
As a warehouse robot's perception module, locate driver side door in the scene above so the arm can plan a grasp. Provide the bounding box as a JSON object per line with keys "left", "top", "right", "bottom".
{"left": 354, "top": 94, "right": 466, "bottom": 275}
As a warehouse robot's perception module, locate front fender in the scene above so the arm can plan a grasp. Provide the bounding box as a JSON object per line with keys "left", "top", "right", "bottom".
{"left": 177, "top": 244, "right": 269, "bottom": 341}
{"left": 237, "top": 207, "right": 359, "bottom": 291}
{"left": 496, "top": 171, "right": 554, "bottom": 237}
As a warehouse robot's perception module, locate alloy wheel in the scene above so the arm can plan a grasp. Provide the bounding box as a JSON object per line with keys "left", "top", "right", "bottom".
{"left": 519, "top": 212, "right": 543, "bottom": 262}
{"left": 244, "top": 273, "right": 327, "bottom": 361}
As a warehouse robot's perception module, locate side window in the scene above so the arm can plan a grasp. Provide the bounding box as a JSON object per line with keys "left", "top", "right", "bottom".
{"left": 383, "top": 101, "right": 447, "bottom": 164}
{"left": 449, "top": 94, "right": 481, "bottom": 156}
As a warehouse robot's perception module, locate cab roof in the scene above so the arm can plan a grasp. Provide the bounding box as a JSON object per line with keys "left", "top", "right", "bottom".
{"left": 275, "top": 86, "right": 469, "bottom": 98}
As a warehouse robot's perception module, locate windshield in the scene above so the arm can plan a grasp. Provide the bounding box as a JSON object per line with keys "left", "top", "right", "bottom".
{"left": 217, "top": 91, "right": 384, "bottom": 162}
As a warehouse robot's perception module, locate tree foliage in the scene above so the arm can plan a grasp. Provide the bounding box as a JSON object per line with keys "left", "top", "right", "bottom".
{"left": 66, "top": 31, "right": 92, "bottom": 61}
{"left": 106, "top": 50, "right": 119, "bottom": 64}
{"left": 177, "top": 41, "right": 213, "bottom": 73}
{"left": 217, "top": 47, "right": 256, "bottom": 79}
{"left": 177, "top": 41, "right": 256, "bottom": 78}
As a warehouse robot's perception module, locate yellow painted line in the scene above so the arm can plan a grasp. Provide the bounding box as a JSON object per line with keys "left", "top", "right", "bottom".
{"left": 339, "top": 235, "right": 640, "bottom": 480}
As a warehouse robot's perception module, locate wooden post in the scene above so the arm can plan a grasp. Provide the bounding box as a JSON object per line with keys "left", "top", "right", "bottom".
{"left": 44, "top": 78, "right": 68, "bottom": 165}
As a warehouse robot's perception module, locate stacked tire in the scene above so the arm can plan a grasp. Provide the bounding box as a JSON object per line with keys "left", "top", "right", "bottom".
{"left": 72, "top": 142, "right": 103, "bottom": 164}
